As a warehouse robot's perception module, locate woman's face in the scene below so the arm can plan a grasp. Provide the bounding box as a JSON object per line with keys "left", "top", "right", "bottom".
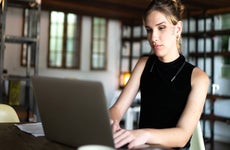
{"left": 144, "top": 10, "right": 182, "bottom": 61}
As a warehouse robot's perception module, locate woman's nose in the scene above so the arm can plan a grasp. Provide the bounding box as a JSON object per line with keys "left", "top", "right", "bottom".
{"left": 151, "top": 31, "right": 158, "bottom": 42}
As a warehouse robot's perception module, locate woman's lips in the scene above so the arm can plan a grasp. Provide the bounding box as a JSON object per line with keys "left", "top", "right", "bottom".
{"left": 153, "top": 44, "right": 162, "bottom": 49}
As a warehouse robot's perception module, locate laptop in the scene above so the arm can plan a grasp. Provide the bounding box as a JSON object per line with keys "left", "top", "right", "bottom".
{"left": 31, "top": 76, "right": 114, "bottom": 148}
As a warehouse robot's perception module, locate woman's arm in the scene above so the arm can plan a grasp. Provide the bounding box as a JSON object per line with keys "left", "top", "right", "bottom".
{"left": 109, "top": 57, "right": 148, "bottom": 124}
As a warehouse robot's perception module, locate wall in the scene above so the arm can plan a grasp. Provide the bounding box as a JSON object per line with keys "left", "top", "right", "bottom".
{"left": 4, "top": 8, "right": 121, "bottom": 108}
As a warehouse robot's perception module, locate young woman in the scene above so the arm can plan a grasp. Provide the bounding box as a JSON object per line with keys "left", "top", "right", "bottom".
{"left": 109, "top": 0, "right": 210, "bottom": 149}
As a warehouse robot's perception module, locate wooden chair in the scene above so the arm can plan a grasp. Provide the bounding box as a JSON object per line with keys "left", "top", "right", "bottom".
{"left": 0, "top": 104, "right": 20, "bottom": 123}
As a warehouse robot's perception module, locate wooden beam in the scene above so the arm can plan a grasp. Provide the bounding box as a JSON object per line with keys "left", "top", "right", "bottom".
{"left": 41, "top": 0, "right": 144, "bottom": 24}
{"left": 183, "top": 0, "right": 230, "bottom": 9}
{"left": 41, "top": 0, "right": 230, "bottom": 24}
{"left": 184, "top": 7, "right": 230, "bottom": 18}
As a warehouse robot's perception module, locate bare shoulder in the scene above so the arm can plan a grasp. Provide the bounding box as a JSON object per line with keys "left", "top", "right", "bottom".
{"left": 131, "top": 56, "right": 149, "bottom": 76}
{"left": 191, "top": 67, "right": 210, "bottom": 86}
{"left": 133, "top": 56, "right": 149, "bottom": 69}
{"left": 138, "top": 56, "right": 149, "bottom": 64}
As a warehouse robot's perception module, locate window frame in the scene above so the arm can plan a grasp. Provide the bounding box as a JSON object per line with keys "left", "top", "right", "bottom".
{"left": 47, "top": 11, "right": 82, "bottom": 69}
{"left": 90, "top": 17, "right": 108, "bottom": 71}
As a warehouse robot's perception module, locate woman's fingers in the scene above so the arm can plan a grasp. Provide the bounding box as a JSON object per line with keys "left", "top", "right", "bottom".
{"left": 113, "top": 129, "right": 134, "bottom": 148}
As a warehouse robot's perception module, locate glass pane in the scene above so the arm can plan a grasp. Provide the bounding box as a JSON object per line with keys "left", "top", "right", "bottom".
{"left": 91, "top": 17, "right": 107, "bottom": 70}
{"left": 132, "top": 42, "right": 140, "bottom": 57}
{"left": 66, "top": 52, "right": 77, "bottom": 68}
{"left": 67, "top": 13, "right": 76, "bottom": 24}
{"left": 122, "top": 42, "right": 130, "bottom": 56}
{"left": 93, "top": 18, "right": 99, "bottom": 24}
{"left": 92, "top": 54, "right": 104, "bottom": 68}
{"left": 56, "top": 53, "right": 62, "bottom": 67}
{"left": 133, "top": 26, "right": 141, "bottom": 37}
{"left": 221, "top": 14, "right": 230, "bottom": 30}
{"left": 66, "top": 53, "right": 72, "bottom": 67}
{"left": 49, "top": 53, "right": 55, "bottom": 66}
{"left": 67, "top": 39, "right": 74, "bottom": 52}
{"left": 141, "top": 40, "right": 151, "bottom": 55}
{"left": 206, "top": 18, "right": 212, "bottom": 31}
{"left": 198, "top": 19, "right": 204, "bottom": 32}
{"left": 67, "top": 25, "right": 75, "bottom": 38}
{"left": 49, "top": 52, "right": 62, "bottom": 67}
{"left": 49, "top": 38, "right": 56, "bottom": 50}
{"left": 121, "top": 58, "right": 129, "bottom": 72}
{"left": 92, "top": 54, "right": 99, "bottom": 68}
{"left": 182, "top": 19, "right": 188, "bottom": 33}
{"left": 100, "top": 28, "right": 105, "bottom": 38}
{"left": 99, "top": 41, "right": 105, "bottom": 53}
{"left": 214, "top": 36, "right": 222, "bottom": 52}
{"left": 93, "top": 27, "right": 99, "bottom": 38}
{"left": 122, "top": 26, "right": 131, "bottom": 38}
{"left": 189, "top": 38, "right": 196, "bottom": 52}
{"left": 57, "top": 25, "right": 64, "bottom": 37}
{"left": 51, "top": 11, "right": 64, "bottom": 23}
{"left": 189, "top": 18, "right": 196, "bottom": 33}
{"left": 67, "top": 14, "right": 77, "bottom": 38}
{"left": 50, "top": 24, "right": 57, "bottom": 37}
{"left": 93, "top": 41, "right": 99, "bottom": 53}
{"left": 56, "top": 38, "right": 63, "bottom": 51}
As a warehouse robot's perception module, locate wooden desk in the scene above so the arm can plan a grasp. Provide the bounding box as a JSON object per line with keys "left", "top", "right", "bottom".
{"left": 0, "top": 123, "right": 173, "bottom": 150}
{"left": 0, "top": 123, "right": 74, "bottom": 150}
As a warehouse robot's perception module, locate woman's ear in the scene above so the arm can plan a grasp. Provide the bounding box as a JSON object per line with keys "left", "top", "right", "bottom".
{"left": 176, "top": 21, "right": 183, "bottom": 35}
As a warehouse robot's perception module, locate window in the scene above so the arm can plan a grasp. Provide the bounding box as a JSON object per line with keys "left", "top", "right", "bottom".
{"left": 91, "top": 17, "right": 107, "bottom": 70}
{"left": 48, "top": 11, "right": 81, "bottom": 69}
{"left": 120, "top": 25, "right": 150, "bottom": 73}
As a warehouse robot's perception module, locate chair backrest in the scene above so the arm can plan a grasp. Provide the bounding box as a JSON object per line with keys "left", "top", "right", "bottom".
{"left": 0, "top": 104, "right": 20, "bottom": 123}
{"left": 190, "top": 121, "right": 205, "bottom": 150}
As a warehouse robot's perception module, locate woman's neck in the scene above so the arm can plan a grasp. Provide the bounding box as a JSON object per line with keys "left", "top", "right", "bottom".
{"left": 158, "top": 52, "right": 180, "bottom": 63}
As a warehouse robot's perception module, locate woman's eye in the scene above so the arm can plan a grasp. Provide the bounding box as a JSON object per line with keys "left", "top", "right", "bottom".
{"left": 145, "top": 28, "right": 152, "bottom": 33}
{"left": 159, "top": 26, "right": 166, "bottom": 30}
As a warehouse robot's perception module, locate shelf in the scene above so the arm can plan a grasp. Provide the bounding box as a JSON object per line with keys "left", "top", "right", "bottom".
{"left": 202, "top": 114, "right": 230, "bottom": 124}
{"left": 0, "top": 0, "right": 41, "bottom": 122}
{"left": 207, "top": 93, "right": 230, "bottom": 100}
{"left": 189, "top": 51, "right": 230, "bottom": 58}
{"left": 204, "top": 94, "right": 230, "bottom": 123}
{"left": 4, "top": 35, "right": 37, "bottom": 44}
{"left": 182, "top": 29, "right": 230, "bottom": 38}
{"left": 179, "top": 12, "right": 230, "bottom": 150}
{"left": 2, "top": 75, "right": 30, "bottom": 81}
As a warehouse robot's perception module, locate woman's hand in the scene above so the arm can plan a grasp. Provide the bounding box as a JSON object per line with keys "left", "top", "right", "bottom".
{"left": 113, "top": 128, "right": 150, "bottom": 149}
{"left": 110, "top": 119, "right": 121, "bottom": 133}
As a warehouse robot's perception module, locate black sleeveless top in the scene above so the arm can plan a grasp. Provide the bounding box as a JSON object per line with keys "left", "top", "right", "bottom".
{"left": 139, "top": 54, "right": 195, "bottom": 149}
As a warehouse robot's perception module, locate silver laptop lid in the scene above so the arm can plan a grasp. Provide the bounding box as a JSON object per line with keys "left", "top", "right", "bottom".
{"left": 31, "top": 76, "right": 114, "bottom": 148}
